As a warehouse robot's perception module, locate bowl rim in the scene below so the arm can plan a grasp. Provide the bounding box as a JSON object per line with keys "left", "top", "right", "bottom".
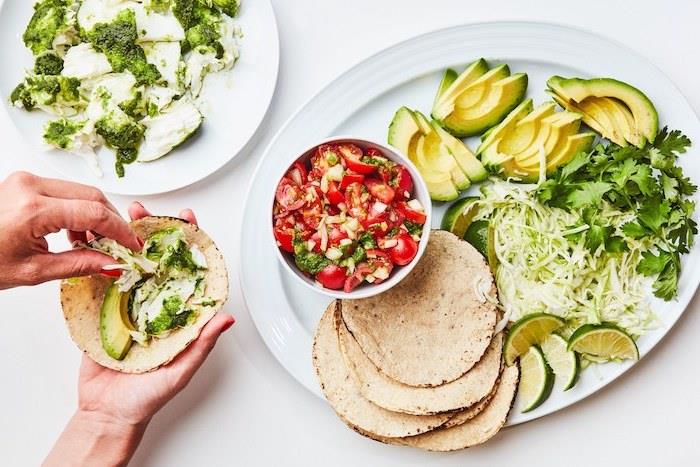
{"left": 268, "top": 135, "right": 432, "bottom": 300}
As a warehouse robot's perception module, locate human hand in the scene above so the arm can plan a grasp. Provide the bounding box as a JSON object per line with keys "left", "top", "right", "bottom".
{"left": 0, "top": 171, "right": 141, "bottom": 290}
{"left": 44, "top": 202, "right": 235, "bottom": 466}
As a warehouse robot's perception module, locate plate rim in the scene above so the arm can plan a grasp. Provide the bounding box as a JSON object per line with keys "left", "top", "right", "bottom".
{"left": 240, "top": 20, "right": 700, "bottom": 427}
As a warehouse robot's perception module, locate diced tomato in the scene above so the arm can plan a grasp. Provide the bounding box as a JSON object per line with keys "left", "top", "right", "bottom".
{"left": 389, "top": 233, "right": 418, "bottom": 266}
{"left": 299, "top": 184, "right": 323, "bottom": 229}
{"left": 326, "top": 181, "right": 345, "bottom": 205}
{"left": 275, "top": 178, "right": 305, "bottom": 211}
{"left": 316, "top": 264, "right": 347, "bottom": 290}
{"left": 307, "top": 232, "right": 322, "bottom": 252}
{"left": 366, "top": 250, "right": 394, "bottom": 283}
{"left": 340, "top": 172, "right": 365, "bottom": 190}
{"left": 396, "top": 201, "right": 427, "bottom": 224}
{"left": 274, "top": 226, "right": 295, "bottom": 253}
{"left": 343, "top": 263, "right": 374, "bottom": 292}
{"left": 364, "top": 178, "right": 395, "bottom": 204}
{"left": 100, "top": 268, "right": 122, "bottom": 278}
{"left": 310, "top": 144, "right": 341, "bottom": 179}
{"left": 286, "top": 161, "right": 308, "bottom": 186}
{"left": 328, "top": 226, "right": 348, "bottom": 246}
{"left": 395, "top": 166, "right": 414, "bottom": 197}
{"left": 344, "top": 182, "right": 369, "bottom": 221}
{"left": 338, "top": 144, "right": 376, "bottom": 174}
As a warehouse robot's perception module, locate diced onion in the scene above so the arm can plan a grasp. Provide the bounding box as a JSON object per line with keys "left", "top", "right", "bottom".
{"left": 325, "top": 248, "right": 343, "bottom": 260}
{"left": 407, "top": 199, "right": 424, "bottom": 211}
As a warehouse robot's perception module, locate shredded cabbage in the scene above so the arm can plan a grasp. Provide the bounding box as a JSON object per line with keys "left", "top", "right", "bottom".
{"left": 475, "top": 179, "right": 659, "bottom": 338}
{"left": 86, "top": 237, "right": 157, "bottom": 291}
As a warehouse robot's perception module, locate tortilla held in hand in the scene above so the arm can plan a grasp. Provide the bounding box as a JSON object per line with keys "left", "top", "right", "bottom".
{"left": 60, "top": 216, "right": 229, "bottom": 373}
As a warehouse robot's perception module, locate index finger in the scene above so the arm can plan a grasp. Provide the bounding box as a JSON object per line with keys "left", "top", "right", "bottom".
{"left": 40, "top": 197, "right": 142, "bottom": 251}
{"left": 33, "top": 176, "right": 120, "bottom": 214}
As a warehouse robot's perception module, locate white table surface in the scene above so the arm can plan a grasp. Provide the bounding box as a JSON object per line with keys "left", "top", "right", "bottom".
{"left": 1, "top": 1, "right": 699, "bottom": 465}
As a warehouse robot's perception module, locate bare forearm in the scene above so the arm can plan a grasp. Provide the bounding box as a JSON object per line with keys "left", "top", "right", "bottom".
{"left": 44, "top": 410, "right": 148, "bottom": 467}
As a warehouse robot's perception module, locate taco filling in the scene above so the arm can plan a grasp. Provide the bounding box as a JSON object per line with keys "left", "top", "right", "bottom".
{"left": 88, "top": 226, "right": 217, "bottom": 360}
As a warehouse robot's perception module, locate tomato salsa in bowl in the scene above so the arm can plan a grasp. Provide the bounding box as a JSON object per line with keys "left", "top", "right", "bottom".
{"left": 271, "top": 137, "right": 431, "bottom": 299}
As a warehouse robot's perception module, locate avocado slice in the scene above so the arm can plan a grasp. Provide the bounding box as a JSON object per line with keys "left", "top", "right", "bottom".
{"left": 598, "top": 97, "right": 645, "bottom": 147}
{"left": 387, "top": 107, "right": 459, "bottom": 201}
{"left": 515, "top": 111, "right": 582, "bottom": 167}
{"left": 414, "top": 112, "right": 471, "bottom": 190}
{"left": 432, "top": 59, "right": 489, "bottom": 116}
{"left": 432, "top": 122, "right": 488, "bottom": 182}
{"left": 433, "top": 68, "right": 458, "bottom": 109}
{"left": 546, "top": 132, "right": 595, "bottom": 170}
{"left": 476, "top": 98, "right": 534, "bottom": 154}
{"left": 499, "top": 102, "right": 557, "bottom": 155}
{"left": 546, "top": 76, "right": 658, "bottom": 145}
{"left": 433, "top": 64, "right": 509, "bottom": 119}
{"left": 100, "top": 282, "right": 135, "bottom": 361}
{"left": 577, "top": 98, "right": 626, "bottom": 146}
{"left": 434, "top": 64, "right": 528, "bottom": 137}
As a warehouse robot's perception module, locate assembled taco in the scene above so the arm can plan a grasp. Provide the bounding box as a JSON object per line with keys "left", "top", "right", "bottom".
{"left": 61, "top": 216, "right": 229, "bottom": 373}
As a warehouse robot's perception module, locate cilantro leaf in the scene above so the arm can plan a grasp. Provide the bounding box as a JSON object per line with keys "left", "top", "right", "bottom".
{"left": 653, "top": 259, "right": 679, "bottom": 301}
{"left": 637, "top": 250, "right": 672, "bottom": 276}
{"left": 637, "top": 196, "right": 671, "bottom": 233}
{"left": 566, "top": 182, "right": 612, "bottom": 209}
{"left": 621, "top": 221, "right": 649, "bottom": 239}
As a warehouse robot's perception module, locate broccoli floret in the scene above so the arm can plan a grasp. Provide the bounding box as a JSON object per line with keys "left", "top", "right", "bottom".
{"left": 43, "top": 118, "right": 86, "bottom": 149}
{"left": 211, "top": 0, "right": 240, "bottom": 17}
{"left": 96, "top": 112, "right": 144, "bottom": 152}
{"left": 173, "top": 0, "right": 197, "bottom": 29}
{"left": 22, "top": 0, "right": 74, "bottom": 55}
{"left": 119, "top": 90, "right": 148, "bottom": 120}
{"left": 87, "top": 10, "right": 161, "bottom": 86}
{"left": 10, "top": 75, "right": 81, "bottom": 111}
{"left": 185, "top": 22, "right": 224, "bottom": 57}
{"left": 145, "top": 296, "right": 196, "bottom": 335}
{"left": 34, "top": 52, "right": 64, "bottom": 75}
{"left": 147, "top": 0, "right": 173, "bottom": 13}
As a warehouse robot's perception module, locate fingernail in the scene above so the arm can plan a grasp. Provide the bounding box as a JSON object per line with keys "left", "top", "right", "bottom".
{"left": 135, "top": 201, "right": 144, "bottom": 208}
{"left": 137, "top": 236, "right": 145, "bottom": 248}
{"left": 222, "top": 317, "right": 235, "bottom": 332}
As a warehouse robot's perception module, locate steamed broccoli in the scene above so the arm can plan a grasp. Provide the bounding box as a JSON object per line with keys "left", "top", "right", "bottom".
{"left": 210, "top": 0, "right": 240, "bottom": 17}
{"left": 44, "top": 118, "right": 86, "bottom": 149}
{"left": 10, "top": 75, "right": 81, "bottom": 112}
{"left": 22, "top": 0, "right": 76, "bottom": 55}
{"left": 34, "top": 52, "right": 64, "bottom": 75}
{"left": 185, "top": 21, "right": 223, "bottom": 57}
{"left": 147, "top": 0, "right": 173, "bottom": 13}
{"left": 145, "top": 295, "right": 195, "bottom": 335}
{"left": 87, "top": 10, "right": 161, "bottom": 85}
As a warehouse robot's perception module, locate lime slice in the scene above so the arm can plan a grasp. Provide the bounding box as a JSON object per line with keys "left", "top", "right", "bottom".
{"left": 463, "top": 220, "right": 489, "bottom": 257}
{"left": 541, "top": 334, "right": 580, "bottom": 390}
{"left": 441, "top": 196, "right": 479, "bottom": 238}
{"left": 518, "top": 346, "right": 554, "bottom": 413}
{"left": 504, "top": 313, "right": 565, "bottom": 366}
{"left": 568, "top": 323, "right": 639, "bottom": 361}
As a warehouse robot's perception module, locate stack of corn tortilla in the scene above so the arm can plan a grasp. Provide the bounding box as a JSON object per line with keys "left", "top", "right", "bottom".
{"left": 312, "top": 230, "right": 519, "bottom": 451}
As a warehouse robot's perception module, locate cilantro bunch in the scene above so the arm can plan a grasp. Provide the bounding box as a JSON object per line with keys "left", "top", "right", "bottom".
{"left": 537, "top": 127, "right": 696, "bottom": 300}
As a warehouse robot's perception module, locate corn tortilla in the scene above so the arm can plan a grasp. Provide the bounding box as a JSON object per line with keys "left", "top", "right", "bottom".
{"left": 341, "top": 230, "right": 498, "bottom": 387}
{"left": 312, "top": 302, "right": 452, "bottom": 438}
{"left": 60, "top": 216, "right": 229, "bottom": 373}
{"left": 339, "top": 317, "right": 502, "bottom": 415}
{"left": 398, "top": 364, "right": 520, "bottom": 451}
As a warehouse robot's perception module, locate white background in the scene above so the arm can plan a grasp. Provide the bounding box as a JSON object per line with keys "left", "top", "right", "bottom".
{"left": 1, "top": 1, "right": 699, "bottom": 465}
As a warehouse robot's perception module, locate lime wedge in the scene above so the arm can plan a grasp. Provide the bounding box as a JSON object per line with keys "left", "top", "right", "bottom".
{"left": 463, "top": 220, "right": 489, "bottom": 257}
{"left": 504, "top": 313, "right": 565, "bottom": 366}
{"left": 441, "top": 196, "right": 479, "bottom": 238}
{"left": 518, "top": 346, "right": 554, "bottom": 413}
{"left": 568, "top": 323, "right": 639, "bottom": 361}
{"left": 541, "top": 334, "right": 580, "bottom": 390}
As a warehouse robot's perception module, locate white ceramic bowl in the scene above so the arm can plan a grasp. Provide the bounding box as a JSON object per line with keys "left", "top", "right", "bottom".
{"left": 269, "top": 136, "right": 432, "bottom": 299}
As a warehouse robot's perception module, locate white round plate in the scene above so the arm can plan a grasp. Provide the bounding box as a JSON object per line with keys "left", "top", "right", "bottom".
{"left": 0, "top": 0, "right": 279, "bottom": 195}
{"left": 240, "top": 22, "right": 700, "bottom": 426}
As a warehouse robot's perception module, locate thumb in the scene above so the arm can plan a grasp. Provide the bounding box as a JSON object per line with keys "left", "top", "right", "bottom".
{"left": 164, "top": 313, "right": 235, "bottom": 390}
{"left": 31, "top": 250, "right": 116, "bottom": 283}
